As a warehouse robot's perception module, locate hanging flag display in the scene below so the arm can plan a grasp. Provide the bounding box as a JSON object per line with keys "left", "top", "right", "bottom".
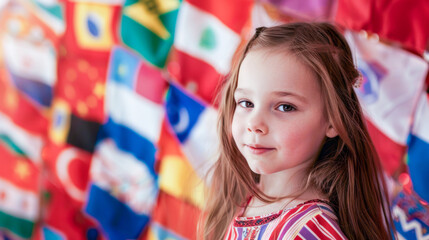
{"left": 0, "top": 0, "right": 428, "bottom": 239}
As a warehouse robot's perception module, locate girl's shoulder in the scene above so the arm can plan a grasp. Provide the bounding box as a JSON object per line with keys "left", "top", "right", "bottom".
{"left": 278, "top": 199, "right": 348, "bottom": 239}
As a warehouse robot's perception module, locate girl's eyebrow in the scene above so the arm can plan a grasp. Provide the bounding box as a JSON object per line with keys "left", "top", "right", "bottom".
{"left": 272, "top": 91, "right": 307, "bottom": 103}
{"left": 234, "top": 88, "right": 247, "bottom": 94}
{"left": 234, "top": 89, "right": 307, "bottom": 103}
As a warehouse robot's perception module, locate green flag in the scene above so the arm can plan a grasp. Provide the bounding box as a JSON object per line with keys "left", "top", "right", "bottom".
{"left": 120, "top": 0, "right": 181, "bottom": 68}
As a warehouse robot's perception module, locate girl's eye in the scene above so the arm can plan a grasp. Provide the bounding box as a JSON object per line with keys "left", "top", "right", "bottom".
{"left": 238, "top": 100, "right": 254, "bottom": 108}
{"left": 277, "top": 104, "right": 296, "bottom": 112}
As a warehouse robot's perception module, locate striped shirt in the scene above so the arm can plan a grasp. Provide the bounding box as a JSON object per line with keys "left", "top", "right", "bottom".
{"left": 224, "top": 199, "right": 348, "bottom": 240}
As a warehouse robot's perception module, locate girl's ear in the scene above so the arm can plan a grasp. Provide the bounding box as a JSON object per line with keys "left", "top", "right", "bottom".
{"left": 326, "top": 124, "right": 338, "bottom": 138}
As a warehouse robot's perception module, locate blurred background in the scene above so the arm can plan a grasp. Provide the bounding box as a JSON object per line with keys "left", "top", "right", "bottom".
{"left": 0, "top": 0, "right": 428, "bottom": 239}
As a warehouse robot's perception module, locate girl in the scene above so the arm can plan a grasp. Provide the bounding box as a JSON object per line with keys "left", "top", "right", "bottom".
{"left": 202, "top": 22, "right": 393, "bottom": 239}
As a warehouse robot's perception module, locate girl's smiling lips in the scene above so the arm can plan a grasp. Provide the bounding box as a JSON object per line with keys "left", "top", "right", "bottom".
{"left": 245, "top": 144, "right": 275, "bottom": 154}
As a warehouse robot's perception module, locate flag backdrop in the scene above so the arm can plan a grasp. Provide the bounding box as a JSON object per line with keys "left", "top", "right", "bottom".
{"left": 0, "top": 0, "right": 428, "bottom": 239}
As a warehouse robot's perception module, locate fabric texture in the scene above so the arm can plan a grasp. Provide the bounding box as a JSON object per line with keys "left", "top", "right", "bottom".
{"left": 224, "top": 199, "right": 348, "bottom": 240}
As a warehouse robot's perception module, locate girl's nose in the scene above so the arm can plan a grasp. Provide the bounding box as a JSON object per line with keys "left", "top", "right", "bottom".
{"left": 247, "top": 114, "right": 268, "bottom": 134}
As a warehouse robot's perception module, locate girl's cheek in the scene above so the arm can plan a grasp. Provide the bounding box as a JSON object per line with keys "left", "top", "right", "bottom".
{"left": 231, "top": 115, "right": 242, "bottom": 141}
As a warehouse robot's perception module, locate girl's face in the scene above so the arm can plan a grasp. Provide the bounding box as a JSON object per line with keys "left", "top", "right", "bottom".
{"left": 232, "top": 49, "right": 337, "bottom": 175}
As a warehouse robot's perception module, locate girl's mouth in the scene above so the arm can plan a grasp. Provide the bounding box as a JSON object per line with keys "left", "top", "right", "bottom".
{"left": 245, "top": 145, "right": 275, "bottom": 154}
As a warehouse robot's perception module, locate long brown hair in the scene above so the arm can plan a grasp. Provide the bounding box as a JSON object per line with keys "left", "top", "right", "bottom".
{"left": 202, "top": 22, "right": 393, "bottom": 240}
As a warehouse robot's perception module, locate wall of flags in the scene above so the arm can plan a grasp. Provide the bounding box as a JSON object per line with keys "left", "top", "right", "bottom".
{"left": 0, "top": 0, "right": 427, "bottom": 239}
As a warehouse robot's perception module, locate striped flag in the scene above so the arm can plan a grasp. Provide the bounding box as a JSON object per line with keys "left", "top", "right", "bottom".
{"left": 0, "top": 75, "right": 47, "bottom": 165}
{"left": 169, "top": 0, "right": 251, "bottom": 103}
{"left": 85, "top": 46, "right": 165, "bottom": 239}
{"left": 345, "top": 30, "right": 428, "bottom": 175}
{"left": 120, "top": 0, "right": 181, "bottom": 68}
{"left": 144, "top": 120, "right": 204, "bottom": 240}
{"left": 104, "top": 46, "right": 166, "bottom": 136}
{"left": 0, "top": 112, "right": 44, "bottom": 165}
{"left": 407, "top": 93, "right": 429, "bottom": 202}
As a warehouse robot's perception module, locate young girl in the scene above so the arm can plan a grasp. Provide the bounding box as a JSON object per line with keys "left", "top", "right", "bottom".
{"left": 202, "top": 22, "right": 393, "bottom": 239}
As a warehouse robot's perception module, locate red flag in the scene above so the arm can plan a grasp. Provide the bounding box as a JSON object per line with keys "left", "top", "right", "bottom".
{"left": 37, "top": 180, "right": 102, "bottom": 240}
{"left": 36, "top": 141, "right": 101, "bottom": 240}
{"left": 55, "top": 54, "right": 107, "bottom": 122}
{"left": 366, "top": 120, "right": 407, "bottom": 175}
{"left": 55, "top": 1, "right": 122, "bottom": 122}
{"left": 335, "top": 0, "right": 429, "bottom": 54}
{"left": 42, "top": 143, "right": 92, "bottom": 204}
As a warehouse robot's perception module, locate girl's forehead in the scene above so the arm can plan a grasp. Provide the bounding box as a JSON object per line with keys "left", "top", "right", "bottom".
{"left": 238, "top": 49, "right": 318, "bottom": 88}
{"left": 235, "top": 49, "right": 324, "bottom": 106}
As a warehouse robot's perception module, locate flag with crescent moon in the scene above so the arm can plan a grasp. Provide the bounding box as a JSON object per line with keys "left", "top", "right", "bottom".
{"left": 165, "top": 83, "right": 218, "bottom": 181}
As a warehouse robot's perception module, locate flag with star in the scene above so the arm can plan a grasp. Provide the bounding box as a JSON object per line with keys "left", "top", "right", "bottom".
{"left": 120, "top": 0, "right": 182, "bottom": 68}
{"left": 55, "top": 1, "right": 119, "bottom": 122}
{"left": 169, "top": 0, "right": 252, "bottom": 103}
{"left": 55, "top": 52, "right": 107, "bottom": 122}
{"left": 345, "top": 30, "right": 428, "bottom": 175}
{"left": 0, "top": 144, "right": 40, "bottom": 240}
